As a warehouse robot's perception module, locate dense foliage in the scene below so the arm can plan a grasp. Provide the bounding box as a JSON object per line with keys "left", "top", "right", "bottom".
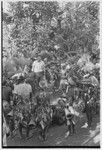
{"left": 3, "top": 1, "right": 99, "bottom": 74}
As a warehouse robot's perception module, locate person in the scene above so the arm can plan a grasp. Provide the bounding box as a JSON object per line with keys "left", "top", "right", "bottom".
{"left": 59, "top": 76, "right": 69, "bottom": 95}
{"left": 2, "top": 79, "right": 13, "bottom": 104}
{"left": 32, "top": 56, "right": 45, "bottom": 85}
{"left": 64, "top": 102, "right": 79, "bottom": 137}
{"left": 84, "top": 86, "right": 93, "bottom": 128}
{"left": 23, "top": 65, "right": 30, "bottom": 76}
{"left": 13, "top": 76, "right": 32, "bottom": 138}
{"left": 35, "top": 92, "right": 51, "bottom": 141}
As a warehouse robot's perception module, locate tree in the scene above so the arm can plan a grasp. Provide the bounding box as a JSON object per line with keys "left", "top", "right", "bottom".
{"left": 3, "top": 1, "right": 99, "bottom": 66}
{"left": 3, "top": 2, "right": 60, "bottom": 58}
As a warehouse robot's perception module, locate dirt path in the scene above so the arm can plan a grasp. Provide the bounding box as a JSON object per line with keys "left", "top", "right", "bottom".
{"left": 7, "top": 91, "right": 100, "bottom": 147}
{"left": 7, "top": 114, "right": 100, "bottom": 147}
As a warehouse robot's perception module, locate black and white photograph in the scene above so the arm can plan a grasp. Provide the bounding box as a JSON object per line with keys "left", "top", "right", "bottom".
{"left": 1, "top": 0, "right": 100, "bottom": 148}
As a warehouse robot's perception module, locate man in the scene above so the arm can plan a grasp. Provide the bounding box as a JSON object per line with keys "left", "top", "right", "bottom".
{"left": 2, "top": 79, "right": 13, "bottom": 104}
{"left": 32, "top": 56, "right": 45, "bottom": 85}
{"left": 84, "top": 86, "right": 93, "bottom": 128}
{"left": 13, "top": 76, "right": 32, "bottom": 138}
{"left": 64, "top": 103, "right": 79, "bottom": 137}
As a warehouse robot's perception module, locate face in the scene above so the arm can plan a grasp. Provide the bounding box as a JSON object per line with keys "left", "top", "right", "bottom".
{"left": 38, "top": 56, "right": 41, "bottom": 61}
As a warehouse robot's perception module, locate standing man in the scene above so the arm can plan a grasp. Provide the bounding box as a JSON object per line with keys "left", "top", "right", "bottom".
{"left": 84, "top": 85, "right": 93, "bottom": 128}
{"left": 13, "top": 76, "right": 32, "bottom": 138}
{"left": 32, "top": 56, "right": 45, "bottom": 86}
{"left": 64, "top": 102, "right": 79, "bottom": 137}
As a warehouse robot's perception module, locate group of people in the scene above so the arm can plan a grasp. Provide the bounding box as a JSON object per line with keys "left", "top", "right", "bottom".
{"left": 2, "top": 55, "right": 99, "bottom": 146}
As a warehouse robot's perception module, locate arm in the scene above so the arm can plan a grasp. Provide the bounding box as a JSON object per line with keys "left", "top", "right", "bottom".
{"left": 9, "top": 89, "right": 13, "bottom": 105}
{"left": 29, "top": 85, "right": 32, "bottom": 102}
{"left": 66, "top": 85, "right": 69, "bottom": 93}
{"left": 74, "top": 110, "right": 80, "bottom": 117}
{"left": 64, "top": 108, "right": 69, "bottom": 118}
{"left": 32, "top": 62, "right": 35, "bottom": 72}
{"left": 69, "top": 106, "right": 79, "bottom": 116}
{"left": 30, "top": 92, "right": 32, "bottom": 102}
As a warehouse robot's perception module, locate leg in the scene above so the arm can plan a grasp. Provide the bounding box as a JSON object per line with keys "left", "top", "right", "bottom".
{"left": 9, "top": 120, "right": 15, "bottom": 137}
{"left": 68, "top": 124, "right": 71, "bottom": 135}
{"left": 36, "top": 75, "right": 39, "bottom": 88}
{"left": 70, "top": 120, "right": 73, "bottom": 135}
{"left": 72, "top": 122, "right": 75, "bottom": 134}
{"left": 42, "top": 128, "right": 46, "bottom": 141}
{"left": 90, "top": 107, "right": 92, "bottom": 123}
{"left": 66, "top": 85, "right": 69, "bottom": 93}
{"left": 18, "top": 123, "right": 23, "bottom": 138}
{"left": 86, "top": 106, "right": 92, "bottom": 127}
{"left": 43, "top": 125, "right": 49, "bottom": 141}
{"left": 65, "top": 125, "right": 71, "bottom": 138}
{"left": 26, "top": 125, "right": 30, "bottom": 138}
{"left": 96, "top": 103, "right": 100, "bottom": 114}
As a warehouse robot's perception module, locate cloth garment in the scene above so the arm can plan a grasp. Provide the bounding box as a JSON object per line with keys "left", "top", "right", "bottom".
{"left": 13, "top": 83, "right": 32, "bottom": 100}
{"left": 65, "top": 106, "right": 76, "bottom": 116}
{"left": 61, "top": 69, "right": 66, "bottom": 78}
{"left": 65, "top": 106, "right": 79, "bottom": 125}
{"left": 60, "top": 79, "right": 68, "bottom": 85}
{"left": 32, "top": 60, "right": 45, "bottom": 73}
{"left": 59, "top": 79, "right": 68, "bottom": 92}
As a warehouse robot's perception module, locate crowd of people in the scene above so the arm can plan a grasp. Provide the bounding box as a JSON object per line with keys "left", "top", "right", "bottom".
{"left": 2, "top": 54, "right": 100, "bottom": 146}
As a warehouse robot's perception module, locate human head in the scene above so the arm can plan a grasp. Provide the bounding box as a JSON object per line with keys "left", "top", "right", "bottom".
{"left": 3, "top": 100, "right": 9, "bottom": 111}
{"left": 30, "top": 57, "right": 35, "bottom": 62}
{"left": 25, "top": 78, "right": 30, "bottom": 84}
{"left": 37, "top": 56, "right": 41, "bottom": 61}
{"left": 66, "top": 103, "right": 70, "bottom": 109}
{"left": 17, "top": 75, "right": 25, "bottom": 84}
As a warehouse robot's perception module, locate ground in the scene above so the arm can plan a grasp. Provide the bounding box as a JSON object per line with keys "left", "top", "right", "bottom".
{"left": 7, "top": 113, "right": 100, "bottom": 147}
{"left": 7, "top": 91, "right": 100, "bottom": 147}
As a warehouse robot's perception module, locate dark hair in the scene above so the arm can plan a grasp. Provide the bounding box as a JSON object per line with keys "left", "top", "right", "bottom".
{"left": 31, "top": 57, "right": 34, "bottom": 61}
{"left": 25, "top": 78, "right": 30, "bottom": 84}
{"left": 36, "top": 95, "right": 40, "bottom": 100}
{"left": 66, "top": 105, "right": 69, "bottom": 108}
{"left": 18, "top": 76, "right": 25, "bottom": 84}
